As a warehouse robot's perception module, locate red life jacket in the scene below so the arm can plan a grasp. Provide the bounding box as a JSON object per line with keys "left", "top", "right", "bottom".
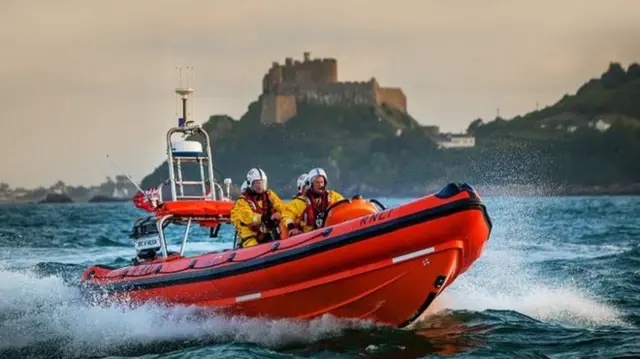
{"left": 303, "top": 190, "right": 330, "bottom": 229}
{"left": 240, "top": 190, "right": 280, "bottom": 244}
{"left": 241, "top": 191, "right": 272, "bottom": 216}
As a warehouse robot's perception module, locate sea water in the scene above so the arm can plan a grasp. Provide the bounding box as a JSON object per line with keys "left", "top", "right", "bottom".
{"left": 0, "top": 196, "right": 638, "bottom": 358}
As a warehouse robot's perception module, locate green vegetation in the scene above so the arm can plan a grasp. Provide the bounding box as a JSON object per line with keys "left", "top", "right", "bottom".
{"left": 466, "top": 62, "right": 640, "bottom": 191}
{"left": 140, "top": 62, "right": 640, "bottom": 197}
{"left": 471, "top": 62, "right": 640, "bottom": 140}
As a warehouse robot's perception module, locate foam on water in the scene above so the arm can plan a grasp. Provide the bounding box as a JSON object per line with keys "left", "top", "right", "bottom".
{"left": 423, "top": 196, "right": 632, "bottom": 329}
{"left": 0, "top": 265, "right": 377, "bottom": 357}
{"left": 1, "top": 197, "right": 637, "bottom": 357}
{"left": 436, "top": 266, "right": 628, "bottom": 328}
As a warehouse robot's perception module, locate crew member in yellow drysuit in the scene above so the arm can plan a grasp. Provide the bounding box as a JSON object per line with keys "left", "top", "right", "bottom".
{"left": 285, "top": 173, "right": 310, "bottom": 233}
{"left": 284, "top": 168, "right": 345, "bottom": 236}
{"left": 230, "top": 168, "right": 289, "bottom": 248}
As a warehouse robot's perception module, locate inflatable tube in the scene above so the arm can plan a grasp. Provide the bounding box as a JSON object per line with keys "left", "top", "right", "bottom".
{"left": 80, "top": 183, "right": 492, "bottom": 328}
{"left": 323, "top": 196, "right": 382, "bottom": 227}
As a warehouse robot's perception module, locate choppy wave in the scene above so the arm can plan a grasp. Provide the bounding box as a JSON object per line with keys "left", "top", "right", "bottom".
{"left": 0, "top": 264, "right": 384, "bottom": 358}
{"left": 0, "top": 196, "right": 639, "bottom": 358}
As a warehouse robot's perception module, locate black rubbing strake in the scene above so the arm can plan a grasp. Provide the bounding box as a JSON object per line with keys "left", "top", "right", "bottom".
{"left": 86, "top": 196, "right": 490, "bottom": 293}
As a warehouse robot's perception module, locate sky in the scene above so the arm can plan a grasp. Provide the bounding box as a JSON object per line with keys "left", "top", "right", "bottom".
{"left": 1, "top": 0, "right": 639, "bottom": 189}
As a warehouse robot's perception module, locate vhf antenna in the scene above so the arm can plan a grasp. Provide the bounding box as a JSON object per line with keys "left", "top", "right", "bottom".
{"left": 174, "top": 66, "right": 195, "bottom": 129}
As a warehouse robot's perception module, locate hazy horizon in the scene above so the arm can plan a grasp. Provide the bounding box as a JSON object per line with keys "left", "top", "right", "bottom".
{"left": 1, "top": 0, "right": 639, "bottom": 189}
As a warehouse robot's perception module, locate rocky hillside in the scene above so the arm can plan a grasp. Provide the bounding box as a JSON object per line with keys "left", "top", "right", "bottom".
{"left": 140, "top": 62, "right": 640, "bottom": 197}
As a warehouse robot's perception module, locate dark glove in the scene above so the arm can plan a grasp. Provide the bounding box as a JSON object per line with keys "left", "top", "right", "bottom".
{"left": 261, "top": 212, "right": 270, "bottom": 223}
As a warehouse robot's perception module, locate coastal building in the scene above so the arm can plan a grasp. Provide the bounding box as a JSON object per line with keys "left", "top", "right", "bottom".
{"left": 49, "top": 181, "right": 67, "bottom": 194}
{"left": 112, "top": 175, "right": 131, "bottom": 198}
{"left": 259, "top": 52, "right": 407, "bottom": 124}
{"left": 435, "top": 133, "right": 476, "bottom": 149}
{"left": 589, "top": 119, "right": 612, "bottom": 132}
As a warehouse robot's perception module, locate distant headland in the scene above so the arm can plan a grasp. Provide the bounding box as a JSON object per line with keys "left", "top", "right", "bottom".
{"left": 3, "top": 55, "right": 640, "bottom": 201}
{"left": 0, "top": 176, "right": 138, "bottom": 204}
{"left": 138, "top": 53, "right": 640, "bottom": 197}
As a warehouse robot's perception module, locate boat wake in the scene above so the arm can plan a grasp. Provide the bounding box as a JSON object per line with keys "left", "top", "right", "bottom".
{"left": 420, "top": 234, "right": 630, "bottom": 330}
{"left": 431, "top": 268, "right": 628, "bottom": 328}
{"left": 0, "top": 264, "right": 380, "bottom": 358}
{"left": 0, "top": 248, "right": 630, "bottom": 359}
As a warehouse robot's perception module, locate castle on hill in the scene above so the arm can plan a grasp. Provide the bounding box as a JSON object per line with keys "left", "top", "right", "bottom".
{"left": 259, "top": 52, "right": 408, "bottom": 124}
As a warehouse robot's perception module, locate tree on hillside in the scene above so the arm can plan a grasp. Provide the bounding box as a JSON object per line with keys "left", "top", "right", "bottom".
{"left": 601, "top": 62, "right": 628, "bottom": 88}
{"left": 50, "top": 180, "right": 66, "bottom": 193}
{"left": 627, "top": 63, "right": 640, "bottom": 80}
{"left": 137, "top": 61, "right": 640, "bottom": 196}
{"left": 467, "top": 118, "right": 484, "bottom": 134}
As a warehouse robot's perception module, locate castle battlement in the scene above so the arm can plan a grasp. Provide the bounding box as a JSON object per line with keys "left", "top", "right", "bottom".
{"left": 260, "top": 52, "right": 407, "bottom": 124}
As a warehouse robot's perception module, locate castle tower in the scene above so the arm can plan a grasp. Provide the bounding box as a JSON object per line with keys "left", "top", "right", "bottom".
{"left": 259, "top": 52, "right": 405, "bottom": 124}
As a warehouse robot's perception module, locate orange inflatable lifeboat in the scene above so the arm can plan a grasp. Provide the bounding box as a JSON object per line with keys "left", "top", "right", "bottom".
{"left": 82, "top": 87, "right": 491, "bottom": 328}
{"left": 79, "top": 182, "right": 492, "bottom": 328}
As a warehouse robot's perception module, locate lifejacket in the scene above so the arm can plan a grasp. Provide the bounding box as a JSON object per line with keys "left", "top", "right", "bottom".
{"left": 240, "top": 190, "right": 280, "bottom": 241}
{"left": 302, "top": 190, "right": 330, "bottom": 230}
{"left": 243, "top": 190, "right": 271, "bottom": 215}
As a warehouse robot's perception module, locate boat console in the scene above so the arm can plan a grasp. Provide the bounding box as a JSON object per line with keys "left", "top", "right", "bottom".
{"left": 129, "top": 84, "right": 235, "bottom": 263}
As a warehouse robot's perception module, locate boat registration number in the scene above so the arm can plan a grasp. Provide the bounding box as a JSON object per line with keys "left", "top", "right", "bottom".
{"left": 134, "top": 238, "right": 161, "bottom": 251}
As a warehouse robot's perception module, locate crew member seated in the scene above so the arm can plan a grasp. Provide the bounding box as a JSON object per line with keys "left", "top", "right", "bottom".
{"left": 230, "top": 168, "right": 288, "bottom": 248}
{"left": 284, "top": 168, "right": 344, "bottom": 236}
{"left": 285, "top": 173, "right": 309, "bottom": 233}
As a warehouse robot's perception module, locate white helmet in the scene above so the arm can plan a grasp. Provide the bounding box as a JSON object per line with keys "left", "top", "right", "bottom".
{"left": 246, "top": 168, "right": 267, "bottom": 190}
{"left": 240, "top": 181, "right": 249, "bottom": 193}
{"left": 296, "top": 173, "right": 309, "bottom": 191}
{"left": 307, "top": 168, "right": 327, "bottom": 186}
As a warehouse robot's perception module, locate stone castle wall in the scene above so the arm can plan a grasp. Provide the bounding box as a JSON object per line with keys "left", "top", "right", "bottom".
{"left": 263, "top": 52, "right": 337, "bottom": 95}
{"left": 376, "top": 87, "right": 407, "bottom": 113}
{"left": 300, "top": 81, "right": 377, "bottom": 106}
{"left": 260, "top": 52, "right": 407, "bottom": 124}
{"left": 259, "top": 94, "right": 297, "bottom": 124}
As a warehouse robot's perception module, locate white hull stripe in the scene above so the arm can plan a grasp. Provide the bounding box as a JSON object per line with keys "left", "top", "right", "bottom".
{"left": 392, "top": 246, "right": 435, "bottom": 264}
{"left": 235, "top": 292, "right": 262, "bottom": 302}
{"left": 233, "top": 247, "right": 435, "bottom": 302}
